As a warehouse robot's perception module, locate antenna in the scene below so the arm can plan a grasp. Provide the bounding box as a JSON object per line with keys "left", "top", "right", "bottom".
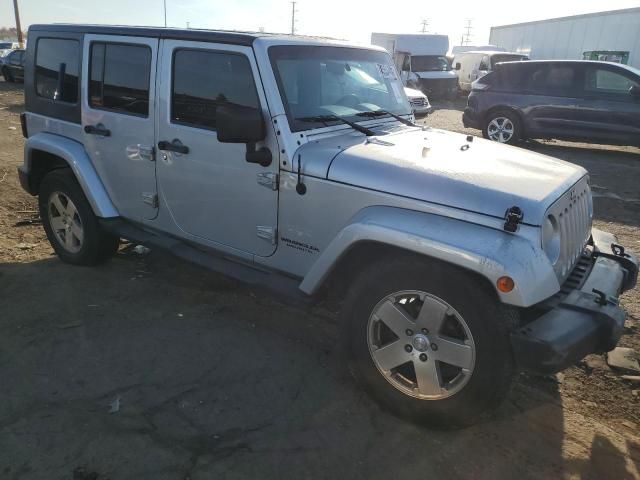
{"left": 420, "top": 19, "right": 429, "bottom": 34}
{"left": 290, "top": 1, "right": 298, "bottom": 35}
{"left": 463, "top": 19, "right": 473, "bottom": 45}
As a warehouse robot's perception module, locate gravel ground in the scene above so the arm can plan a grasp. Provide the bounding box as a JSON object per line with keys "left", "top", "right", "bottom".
{"left": 1, "top": 82, "right": 639, "bottom": 479}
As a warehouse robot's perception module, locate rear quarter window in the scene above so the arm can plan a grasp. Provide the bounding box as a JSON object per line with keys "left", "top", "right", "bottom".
{"left": 35, "top": 38, "right": 80, "bottom": 103}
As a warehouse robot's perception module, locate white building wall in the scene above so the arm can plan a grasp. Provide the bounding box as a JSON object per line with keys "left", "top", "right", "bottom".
{"left": 489, "top": 8, "right": 640, "bottom": 68}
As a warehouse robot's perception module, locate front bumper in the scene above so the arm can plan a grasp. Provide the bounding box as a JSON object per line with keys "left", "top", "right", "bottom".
{"left": 462, "top": 108, "right": 482, "bottom": 130}
{"left": 511, "top": 229, "right": 638, "bottom": 375}
{"left": 413, "top": 105, "right": 433, "bottom": 118}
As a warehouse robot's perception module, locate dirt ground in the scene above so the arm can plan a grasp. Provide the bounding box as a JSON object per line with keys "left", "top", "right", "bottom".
{"left": 1, "top": 80, "right": 639, "bottom": 480}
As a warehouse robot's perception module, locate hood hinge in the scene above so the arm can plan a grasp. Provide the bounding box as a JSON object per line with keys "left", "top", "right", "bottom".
{"left": 503, "top": 206, "right": 523, "bottom": 233}
{"left": 257, "top": 172, "right": 279, "bottom": 191}
{"left": 257, "top": 226, "right": 277, "bottom": 245}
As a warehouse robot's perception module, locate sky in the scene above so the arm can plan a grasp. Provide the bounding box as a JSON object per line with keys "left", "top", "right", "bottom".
{"left": 1, "top": 0, "right": 639, "bottom": 47}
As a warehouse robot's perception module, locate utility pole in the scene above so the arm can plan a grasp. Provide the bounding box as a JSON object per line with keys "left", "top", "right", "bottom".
{"left": 290, "top": 1, "right": 297, "bottom": 35}
{"left": 163, "top": 0, "right": 167, "bottom": 27}
{"left": 420, "top": 19, "right": 429, "bottom": 34}
{"left": 12, "top": 0, "right": 24, "bottom": 48}
{"left": 463, "top": 19, "right": 473, "bottom": 46}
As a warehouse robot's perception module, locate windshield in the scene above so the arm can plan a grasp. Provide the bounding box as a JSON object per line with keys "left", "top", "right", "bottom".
{"left": 269, "top": 46, "right": 411, "bottom": 132}
{"left": 411, "top": 55, "right": 451, "bottom": 72}
{"left": 491, "top": 54, "right": 528, "bottom": 68}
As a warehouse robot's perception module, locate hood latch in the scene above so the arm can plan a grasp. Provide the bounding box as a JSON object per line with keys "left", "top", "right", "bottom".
{"left": 503, "top": 206, "right": 523, "bottom": 233}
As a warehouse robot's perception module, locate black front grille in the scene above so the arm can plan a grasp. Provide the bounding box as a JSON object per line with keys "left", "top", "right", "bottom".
{"left": 542, "top": 252, "right": 594, "bottom": 309}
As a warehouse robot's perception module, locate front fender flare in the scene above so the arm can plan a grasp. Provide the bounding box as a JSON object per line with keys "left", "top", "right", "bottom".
{"left": 24, "top": 132, "right": 118, "bottom": 218}
{"left": 300, "top": 206, "right": 558, "bottom": 308}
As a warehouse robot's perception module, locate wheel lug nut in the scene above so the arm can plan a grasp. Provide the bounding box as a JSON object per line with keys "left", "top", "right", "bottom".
{"left": 404, "top": 344, "right": 413, "bottom": 353}
{"left": 419, "top": 353, "right": 428, "bottom": 362}
{"left": 430, "top": 343, "right": 438, "bottom": 351}
{"left": 406, "top": 329, "right": 413, "bottom": 336}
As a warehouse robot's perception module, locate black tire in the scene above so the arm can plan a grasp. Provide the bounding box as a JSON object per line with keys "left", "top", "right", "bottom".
{"left": 341, "top": 256, "right": 517, "bottom": 429}
{"left": 482, "top": 109, "right": 522, "bottom": 145}
{"left": 2, "top": 67, "right": 14, "bottom": 83}
{"left": 39, "top": 169, "right": 119, "bottom": 265}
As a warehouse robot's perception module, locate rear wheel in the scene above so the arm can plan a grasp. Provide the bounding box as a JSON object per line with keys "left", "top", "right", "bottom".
{"left": 39, "top": 169, "right": 119, "bottom": 265}
{"left": 483, "top": 110, "right": 522, "bottom": 145}
{"left": 2, "top": 67, "right": 14, "bottom": 83}
{"left": 342, "top": 256, "right": 516, "bottom": 428}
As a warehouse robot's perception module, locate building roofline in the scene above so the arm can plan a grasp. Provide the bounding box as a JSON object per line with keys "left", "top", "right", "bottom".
{"left": 491, "top": 7, "right": 640, "bottom": 31}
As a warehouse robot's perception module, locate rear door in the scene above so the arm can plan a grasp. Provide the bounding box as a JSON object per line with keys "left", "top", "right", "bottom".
{"left": 155, "top": 40, "right": 279, "bottom": 257}
{"left": 521, "top": 62, "right": 582, "bottom": 139}
{"left": 81, "top": 35, "right": 159, "bottom": 221}
{"left": 576, "top": 64, "right": 640, "bottom": 145}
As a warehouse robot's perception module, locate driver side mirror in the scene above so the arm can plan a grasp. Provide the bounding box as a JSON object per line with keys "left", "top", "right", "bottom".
{"left": 216, "top": 104, "right": 272, "bottom": 167}
{"left": 455, "top": 62, "right": 461, "bottom": 71}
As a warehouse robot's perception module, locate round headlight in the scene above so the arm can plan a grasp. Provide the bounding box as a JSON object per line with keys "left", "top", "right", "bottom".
{"left": 542, "top": 215, "right": 561, "bottom": 265}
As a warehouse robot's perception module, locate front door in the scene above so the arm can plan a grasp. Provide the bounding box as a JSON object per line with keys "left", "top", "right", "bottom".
{"left": 81, "top": 35, "right": 159, "bottom": 221}
{"left": 577, "top": 64, "right": 640, "bottom": 145}
{"left": 522, "top": 62, "right": 581, "bottom": 139}
{"left": 156, "top": 40, "right": 279, "bottom": 257}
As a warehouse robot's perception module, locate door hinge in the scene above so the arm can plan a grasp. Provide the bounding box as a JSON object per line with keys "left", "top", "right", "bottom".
{"left": 257, "top": 172, "right": 279, "bottom": 191}
{"left": 256, "top": 226, "right": 277, "bottom": 245}
{"left": 142, "top": 192, "right": 158, "bottom": 208}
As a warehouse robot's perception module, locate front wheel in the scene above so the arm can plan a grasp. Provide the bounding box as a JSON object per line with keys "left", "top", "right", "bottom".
{"left": 39, "top": 169, "right": 120, "bottom": 265}
{"left": 483, "top": 110, "right": 522, "bottom": 145}
{"left": 342, "top": 256, "right": 517, "bottom": 428}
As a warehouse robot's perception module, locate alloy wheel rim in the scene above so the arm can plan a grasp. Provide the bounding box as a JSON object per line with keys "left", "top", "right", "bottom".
{"left": 367, "top": 290, "right": 475, "bottom": 400}
{"left": 487, "top": 117, "right": 514, "bottom": 143}
{"left": 48, "top": 191, "right": 84, "bottom": 253}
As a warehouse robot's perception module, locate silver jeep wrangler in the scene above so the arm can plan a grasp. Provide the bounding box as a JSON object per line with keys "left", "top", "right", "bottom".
{"left": 18, "top": 24, "right": 638, "bottom": 428}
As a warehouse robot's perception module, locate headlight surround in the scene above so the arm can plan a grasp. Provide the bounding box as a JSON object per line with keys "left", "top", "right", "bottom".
{"left": 542, "top": 214, "right": 561, "bottom": 265}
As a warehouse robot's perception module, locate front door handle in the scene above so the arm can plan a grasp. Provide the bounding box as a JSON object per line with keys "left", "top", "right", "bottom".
{"left": 158, "top": 139, "right": 189, "bottom": 154}
{"left": 84, "top": 124, "right": 111, "bottom": 137}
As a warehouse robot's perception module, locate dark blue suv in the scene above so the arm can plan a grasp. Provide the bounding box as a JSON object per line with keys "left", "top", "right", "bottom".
{"left": 463, "top": 60, "right": 640, "bottom": 147}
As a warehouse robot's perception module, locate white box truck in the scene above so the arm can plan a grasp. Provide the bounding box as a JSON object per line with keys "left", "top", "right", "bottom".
{"left": 371, "top": 33, "right": 458, "bottom": 98}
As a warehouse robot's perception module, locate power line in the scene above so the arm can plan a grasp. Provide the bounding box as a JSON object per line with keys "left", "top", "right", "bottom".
{"left": 420, "top": 19, "right": 429, "bottom": 34}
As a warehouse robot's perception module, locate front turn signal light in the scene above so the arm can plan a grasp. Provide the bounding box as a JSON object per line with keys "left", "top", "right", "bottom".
{"left": 496, "top": 276, "right": 515, "bottom": 293}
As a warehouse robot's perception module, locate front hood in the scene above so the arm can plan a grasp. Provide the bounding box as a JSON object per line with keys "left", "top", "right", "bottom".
{"left": 325, "top": 128, "right": 586, "bottom": 225}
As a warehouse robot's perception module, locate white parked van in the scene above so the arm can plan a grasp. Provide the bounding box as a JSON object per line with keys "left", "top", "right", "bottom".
{"left": 372, "top": 33, "right": 458, "bottom": 98}
{"left": 454, "top": 51, "right": 529, "bottom": 92}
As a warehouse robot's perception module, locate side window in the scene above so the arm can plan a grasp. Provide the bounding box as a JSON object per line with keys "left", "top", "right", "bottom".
{"left": 89, "top": 42, "right": 151, "bottom": 116}
{"left": 478, "top": 56, "right": 490, "bottom": 71}
{"left": 171, "top": 49, "right": 260, "bottom": 130}
{"left": 585, "top": 68, "right": 638, "bottom": 96}
{"left": 527, "top": 65, "right": 576, "bottom": 96}
{"left": 35, "top": 38, "right": 80, "bottom": 103}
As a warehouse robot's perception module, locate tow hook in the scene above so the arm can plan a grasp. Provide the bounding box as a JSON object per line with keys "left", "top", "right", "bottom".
{"left": 592, "top": 288, "right": 619, "bottom": 307}
{"left": 503, "top": 206, "right": 523, "bottom": 233}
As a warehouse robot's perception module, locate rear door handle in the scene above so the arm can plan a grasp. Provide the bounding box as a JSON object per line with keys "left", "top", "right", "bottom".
{"left": 84, "top": 124, "right": 111, "bottom": 137}
{"left": 158, "top": 140, "right": 189, "bottom": 154}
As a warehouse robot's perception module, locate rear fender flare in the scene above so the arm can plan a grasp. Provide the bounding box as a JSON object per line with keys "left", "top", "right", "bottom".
{"left": 24, "top": 132, "right": 118, "bottom": 218}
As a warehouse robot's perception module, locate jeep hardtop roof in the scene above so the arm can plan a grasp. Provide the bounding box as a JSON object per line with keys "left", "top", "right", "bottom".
{"left": 28, "top": 24, "right": 369, "bottom": 49}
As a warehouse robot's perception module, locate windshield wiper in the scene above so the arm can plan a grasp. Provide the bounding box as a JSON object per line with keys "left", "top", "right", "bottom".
{"left": 296, "top": 115, "right": 376, "bottom": 136}
{"left": 355, "top": 110, "right": 420, "bottom": 127}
